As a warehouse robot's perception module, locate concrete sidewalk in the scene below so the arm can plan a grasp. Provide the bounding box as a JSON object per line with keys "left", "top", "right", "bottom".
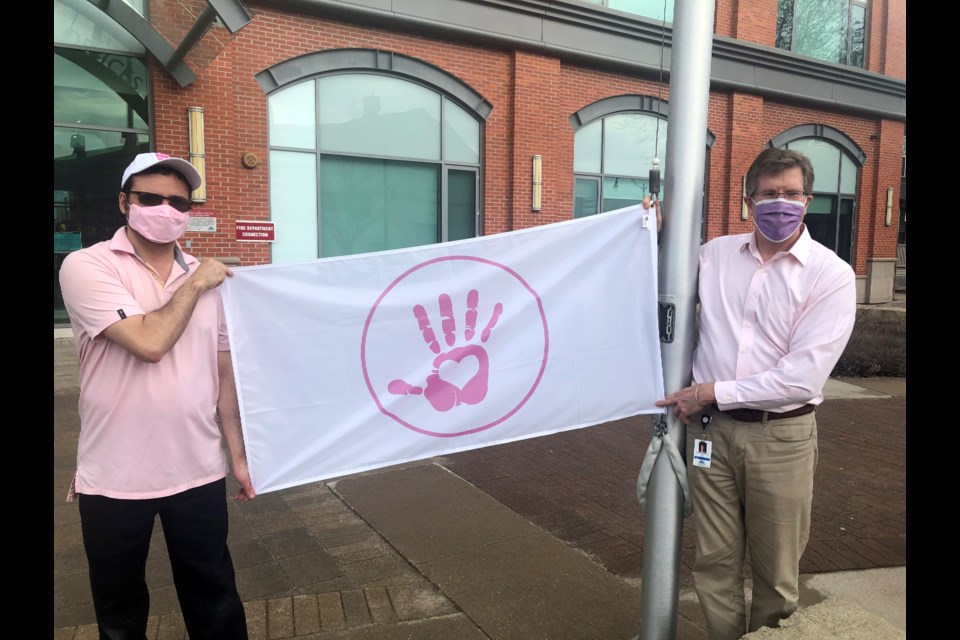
{"left": 54, "top": 336, "right": 906, "bottom": 639}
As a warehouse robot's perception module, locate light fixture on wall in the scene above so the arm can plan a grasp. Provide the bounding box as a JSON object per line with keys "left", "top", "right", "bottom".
{"left": 741, "top": 175, "right": 749, "bottom": 220}
{"left": 885, "top": 187, "right": 894, "bottom": 226}
{"left": 188, "top": 106, "right": 206, "bottom": 203}
{"left": 532, "top": 155, "right": 543, "bottom": 211}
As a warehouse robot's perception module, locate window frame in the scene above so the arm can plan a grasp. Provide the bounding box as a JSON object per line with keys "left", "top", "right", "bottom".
{"left": 776, "top": 0, "right": 869, "bottom": 68}
{"left": 771, "top": 124, "right": 866, "bottom": 265}
{"left": 260, "top": 51, "right": 490, "bottom": 262}
{"left": 571, "top": 95, "right": 715, "bottom": 240}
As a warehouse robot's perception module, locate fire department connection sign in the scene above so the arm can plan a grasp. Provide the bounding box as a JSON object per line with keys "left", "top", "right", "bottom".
{"left": 236, "top": 221, "right": 276, "bottom": 242}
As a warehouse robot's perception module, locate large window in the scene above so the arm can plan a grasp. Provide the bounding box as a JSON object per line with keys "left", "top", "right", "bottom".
{"left": 268, "top": 72, "right": 483, "bottom": 263}
{"left": 54, "top": 0, "right": 151, "bottom": 325}
{"left": 776, "top": 0, "right": 867, "bottom": 68}
{"left": 573, "top": 112, "right": 668, "bottom": 217}
{"left": 580, "top": 0, "right": 674, "bottom": 22}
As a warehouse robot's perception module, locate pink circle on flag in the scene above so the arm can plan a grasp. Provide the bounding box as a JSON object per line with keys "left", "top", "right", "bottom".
{"left": 361, "top": 256, "right": 549, "bottom": 437}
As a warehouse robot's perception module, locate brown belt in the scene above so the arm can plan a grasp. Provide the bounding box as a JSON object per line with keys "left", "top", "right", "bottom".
{"left": 712, "top": 403, "right": 815, "bottom": 423}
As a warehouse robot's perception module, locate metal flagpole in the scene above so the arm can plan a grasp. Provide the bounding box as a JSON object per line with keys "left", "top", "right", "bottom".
{"left": 637, "top": 1, "right": 716, "bottom": 639}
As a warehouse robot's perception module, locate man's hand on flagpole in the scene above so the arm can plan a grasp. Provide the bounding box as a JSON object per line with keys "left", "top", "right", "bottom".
{"left": 643, "top": 195, "right": 663, "bottom": 232}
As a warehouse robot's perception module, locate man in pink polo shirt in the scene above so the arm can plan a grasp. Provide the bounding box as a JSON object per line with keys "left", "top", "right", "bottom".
{"left": 657, "top": 147, "right": 857, "bottom": 639}
{"left": 59, "top": 152, "right": 255, "bottom": 639}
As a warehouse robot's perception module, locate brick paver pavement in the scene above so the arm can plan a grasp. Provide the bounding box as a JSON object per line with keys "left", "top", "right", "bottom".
{"left": 443, "top": 396, "right": 907, "bottom": 588}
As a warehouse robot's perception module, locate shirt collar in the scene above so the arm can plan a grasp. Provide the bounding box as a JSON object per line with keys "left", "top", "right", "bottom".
{"left": 107, "top": 226, "right": 195, "bottom": 273}
{"left": 742, "top": 225, "right": 812, "bottom": 266}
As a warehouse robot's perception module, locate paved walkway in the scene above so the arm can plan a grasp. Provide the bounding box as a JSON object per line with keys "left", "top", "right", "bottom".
{"left": 54, "top": 336, "right": 906, "bottom": 638}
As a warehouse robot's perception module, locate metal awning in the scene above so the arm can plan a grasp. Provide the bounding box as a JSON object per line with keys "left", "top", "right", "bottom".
{"left": 88, "top": 0, "right": 252, "bottom": 88}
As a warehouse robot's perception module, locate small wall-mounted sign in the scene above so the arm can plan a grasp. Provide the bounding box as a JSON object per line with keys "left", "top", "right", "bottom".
{"left": 188, "top": 209, "right": 217, "bottom": 232}
{"left": 236, "top": 221, "right": 275, "bottom": 242}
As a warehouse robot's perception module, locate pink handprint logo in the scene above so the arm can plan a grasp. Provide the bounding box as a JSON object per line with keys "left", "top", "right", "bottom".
{"left": 387, "top": 290, "right": 503, "bottom": 412}
{"left": 361, "top": 255, "right": 548, "bottom": 438}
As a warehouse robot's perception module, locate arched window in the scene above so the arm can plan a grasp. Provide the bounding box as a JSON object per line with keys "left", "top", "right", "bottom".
{"left": 571, "top": 96, "right": 714, "bottom": 234}
{"left": 772, "top": 125, "right": 865, "bottom": 264}
{"left": 260, "top": 50, "right": 490, "bottom": 263}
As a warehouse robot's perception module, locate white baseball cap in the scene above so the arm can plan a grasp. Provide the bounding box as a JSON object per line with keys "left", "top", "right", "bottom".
{"left": 121, "top": 152, "right": 202, "bottom": 191}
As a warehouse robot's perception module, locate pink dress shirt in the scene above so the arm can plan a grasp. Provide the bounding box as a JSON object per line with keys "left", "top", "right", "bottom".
{"left": 59, "top": 227, "right": 230, "bottom": 499}
{"left": 692, "top": 227, "right": 857, "bottom": 412}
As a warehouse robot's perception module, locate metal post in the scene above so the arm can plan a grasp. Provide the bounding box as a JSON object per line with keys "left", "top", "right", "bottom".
{"left": 637, "top": 1, "right": 716, "bottom": 639}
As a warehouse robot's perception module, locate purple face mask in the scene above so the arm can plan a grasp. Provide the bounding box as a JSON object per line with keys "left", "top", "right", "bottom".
{"left": 127, "top": 203, "right": 190, "bottom": 244}
{"left": 753, "top": 198, "right": 805, "bottom": 243}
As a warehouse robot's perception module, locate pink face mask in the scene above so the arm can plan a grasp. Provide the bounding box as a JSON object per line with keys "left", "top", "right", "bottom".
{"left": 126, "top": 203, "right": 190, "bottom": 244}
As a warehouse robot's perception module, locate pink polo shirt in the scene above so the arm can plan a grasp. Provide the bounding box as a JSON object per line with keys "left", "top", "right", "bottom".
{"left": 59, "top": 227, "right": 230, "bottom": 499}
{"left": 693, "top": 227, "right": 856, "bottom": 412}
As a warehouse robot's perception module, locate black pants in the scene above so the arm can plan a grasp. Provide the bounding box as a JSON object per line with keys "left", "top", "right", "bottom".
{"left": 78, "top": 478, "right": 248, "bottom": 640}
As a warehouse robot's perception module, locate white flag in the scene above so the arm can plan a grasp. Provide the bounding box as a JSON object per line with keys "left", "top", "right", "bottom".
{"left": 220, "top": 205, "right": 664, "bottom": 494}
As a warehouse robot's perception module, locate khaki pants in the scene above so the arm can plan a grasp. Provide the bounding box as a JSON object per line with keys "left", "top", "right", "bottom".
{"left": 688, "top": 409, "right": 818, "bottom": 640}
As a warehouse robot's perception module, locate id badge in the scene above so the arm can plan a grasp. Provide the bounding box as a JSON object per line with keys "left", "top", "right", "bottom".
{"left": 693, "top": 438, "right": 712, "bottom": 468}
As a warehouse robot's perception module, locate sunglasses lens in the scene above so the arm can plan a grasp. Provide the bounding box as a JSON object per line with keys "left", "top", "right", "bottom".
{"left": 137, "top": 193, "right": 164, "bottom": 206}
{"left": 132, "top": 192, "right": 192, "bottom": 212}
{"left": 168, "top": 198, "right": 192, "bottom": 212}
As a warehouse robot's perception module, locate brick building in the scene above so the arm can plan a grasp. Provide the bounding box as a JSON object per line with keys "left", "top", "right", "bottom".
{"left": 53, "top": 0, "right": 907, "bottom": 327}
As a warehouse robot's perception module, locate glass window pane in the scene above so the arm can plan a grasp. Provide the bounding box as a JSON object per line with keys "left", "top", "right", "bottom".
{"left": 804, "top": 195, "right": 837, "bottom": 251}
{"left": 602, "top": 176, "right": 647, "bottom": 212}
{"left": 603, "top": 113, "right": 667, "bottom": 178}
{"left": 270, "top": 150, "right": 318, "bottom": 264}
{"left": 574, "top": 120, "right": 602, "bottom": 174}
{"left": 794, "top": 0, "right": 847, "bottom": 64}
{"left": 776, "top": 0, "right": 794, "bottom": 50}
{"left": 837, "top": 197, "right": 854, "bottom": 262}
{"left": 447, "top": 169, "right": 477, "bottom": 241}
{"left": 54, "top": 126, "right": 147, "bottom": 162}
{"left": 806, "top": 194, "right": 833, "bottom": 214}
{"left": 321, "top": 156, "right": 438, "bottom": 257}
{"left": 55, "top": 48, "right": 149, "bottom": 130}
{"left": 851, "top": 4, "right": 866, "bottom": 68}
{"left": 54, "top": 0, "right": 145, "bottom": 52}
{"left": 54, "top": 129, "right": 150, "bottom": 323}
{"left": 319, "top": 75, "right": 441, "bottom": 161}
{"left": 574, "top": 178, "right": 599, "bottom": 218}
{"left": 443, "top": 99, "right": 480, "bottom": 164}
{"left": 269, "top": 80, "right": 316, "bottom": 150}
{"left": 608, "top": 0, "right": 674, "bottom": 22}
{"left": 839, "top": 150, "right": 857, "bottom": 194}
{"left": 787, "top": 138, "right": 839, "bottom": 193}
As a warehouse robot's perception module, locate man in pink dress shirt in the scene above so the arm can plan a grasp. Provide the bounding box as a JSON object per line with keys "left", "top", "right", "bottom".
{"left": 657, "top": 147, "right": 857, "bottom": 639}
{"left": 59, "top": 152, "right": 255, "bottom": 639}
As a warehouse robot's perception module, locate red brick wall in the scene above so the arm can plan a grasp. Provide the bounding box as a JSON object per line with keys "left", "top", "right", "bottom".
{"left": 511, "top": 52, "right": 566, "bottom": 230}
{"left": 145, "top": 2, "right": 902, "bottom": 277}
{"left": 877, "top": 0, "right": 907, "bottom": 79}
{"left": 726, "top": 0, "right": 778, "bottom": 46}
{"left": 873, "top": 119, "right": 906, "bottom": 258}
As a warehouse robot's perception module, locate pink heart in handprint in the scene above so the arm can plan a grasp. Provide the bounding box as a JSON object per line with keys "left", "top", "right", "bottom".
{"left": 387, "top": 290, "right": 502, "bottom": 411}
{"left": 362, "top": 255, "right": 549, "bottom": 438}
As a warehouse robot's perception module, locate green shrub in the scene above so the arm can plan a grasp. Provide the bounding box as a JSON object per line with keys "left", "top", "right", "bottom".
{"left": 831, "top": 330, "right": 906, "bottom": 377}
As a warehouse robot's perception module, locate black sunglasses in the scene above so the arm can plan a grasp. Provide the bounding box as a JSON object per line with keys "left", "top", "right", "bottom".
{"left": 129, "top": 191, "right": 193, "bottom": 213}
